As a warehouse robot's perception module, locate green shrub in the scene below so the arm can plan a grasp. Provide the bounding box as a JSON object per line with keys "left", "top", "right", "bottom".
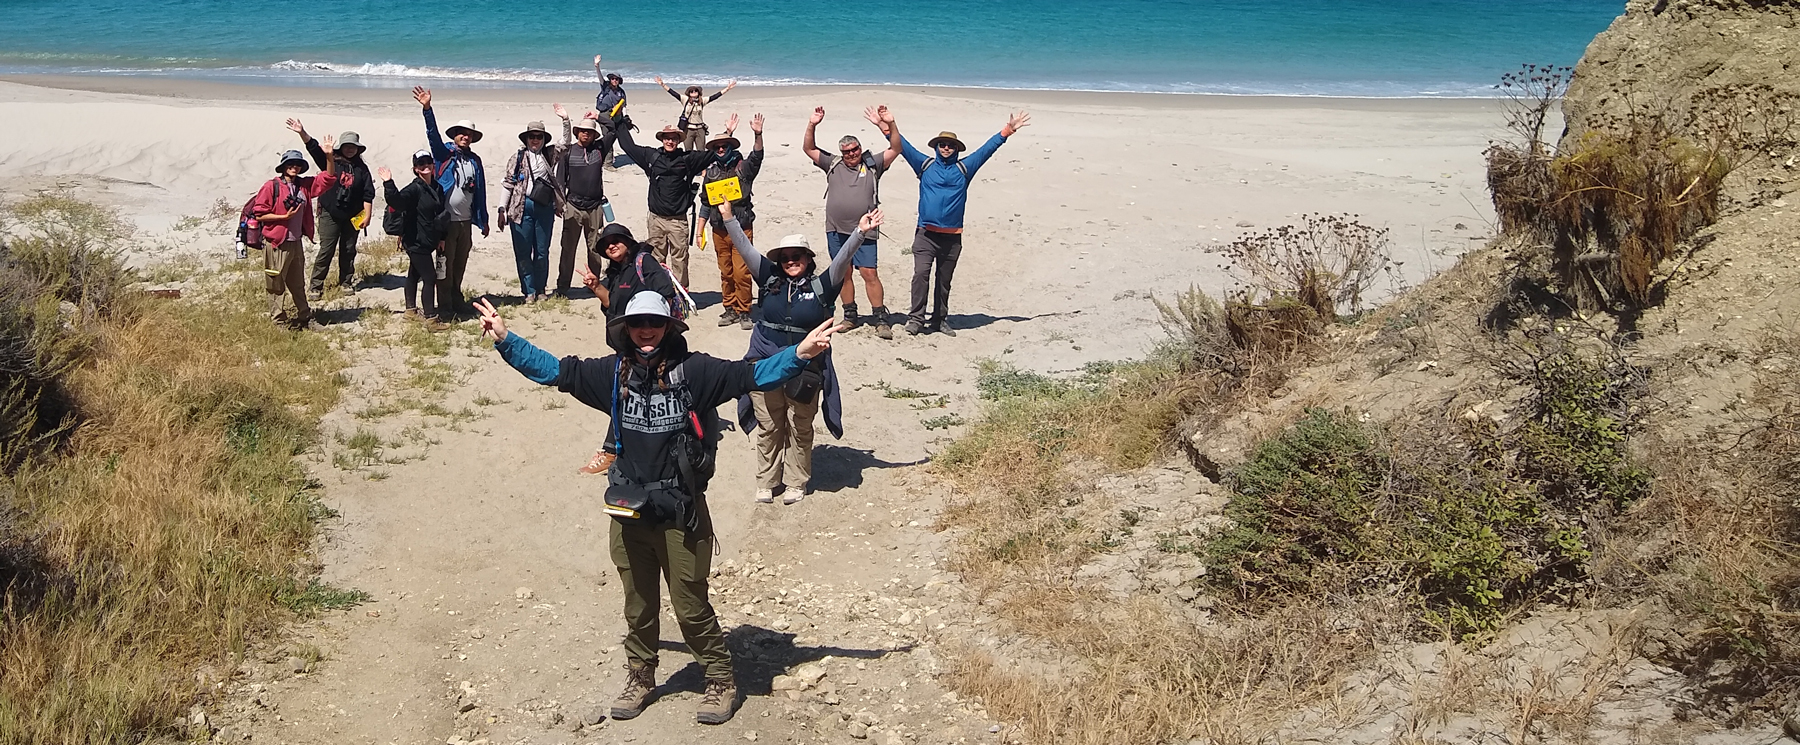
{"left": 1206, "top": 346, "right": 1647, "bottom": 642}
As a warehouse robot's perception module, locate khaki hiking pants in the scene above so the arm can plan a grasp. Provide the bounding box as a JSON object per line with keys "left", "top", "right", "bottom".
{"left": 609, "top": 519, "right": 732, "bottom": 679}
{"left": 558, "top": 204, "right": 607, "bottom": 294}
{"left": 264, "top": 239, "right": 311, "bottom": 321}
{"left": 750, "top": 388, "right": 818, "bottom": 491}
{"left": 646, "top": 212, "right": 690, "bottom": 287}
{"left": 712, "top": 226, "right": 754, "bottom": 314}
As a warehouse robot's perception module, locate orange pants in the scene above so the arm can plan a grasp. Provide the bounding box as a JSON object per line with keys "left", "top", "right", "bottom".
{"left": 713, "top": 226, "right": 754, "bottom": 314}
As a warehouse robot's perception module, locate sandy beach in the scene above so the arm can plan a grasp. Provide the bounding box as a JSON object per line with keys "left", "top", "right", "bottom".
{"left": 0, "top": 75, "right": 1499, "bottom": 365}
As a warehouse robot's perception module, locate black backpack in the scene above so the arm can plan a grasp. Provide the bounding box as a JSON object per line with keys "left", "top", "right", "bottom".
{"left": 381, "top": 202, "right": 405, "bottom": 237}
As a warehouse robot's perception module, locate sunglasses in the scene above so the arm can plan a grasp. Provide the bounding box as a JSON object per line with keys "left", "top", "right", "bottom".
{"left": 776, "top": 253, "right": 809, "bottom": 265}
{"left": 840, "top": 146, "right": 862, "bottom": 155}
{"left": 625, "top": 317, "right": 668, "bottom": 329}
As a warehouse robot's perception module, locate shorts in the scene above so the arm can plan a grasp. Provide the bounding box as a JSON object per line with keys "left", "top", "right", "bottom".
{"left": 825, "top": 230, "right": 877, "bottom": 269}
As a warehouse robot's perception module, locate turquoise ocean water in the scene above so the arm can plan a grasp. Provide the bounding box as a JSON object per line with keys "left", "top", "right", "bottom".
{"left": 0, "top": 0, "right": 1621, "bottom": 96}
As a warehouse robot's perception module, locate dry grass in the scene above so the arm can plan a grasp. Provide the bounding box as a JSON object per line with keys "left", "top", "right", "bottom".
{"left": 0, "top": 217, "right": 345, "bottom": 743}
{"left": 944, "top": 592, "right": 1378, "bottom": 745}
{"left": 1591, "top": 326, "right": 1800, "bottom": 714}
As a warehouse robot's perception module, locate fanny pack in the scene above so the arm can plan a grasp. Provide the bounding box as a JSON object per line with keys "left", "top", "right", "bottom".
{"left": 784, "top": 355, "right": 826, "bottom": 404}
{"left": 603, "top": 474, "right": 692, "bottom": 527}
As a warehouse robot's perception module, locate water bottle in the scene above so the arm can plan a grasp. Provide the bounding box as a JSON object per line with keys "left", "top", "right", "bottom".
{"left": 601, "top": 197, "right": 615, "bottom": 223}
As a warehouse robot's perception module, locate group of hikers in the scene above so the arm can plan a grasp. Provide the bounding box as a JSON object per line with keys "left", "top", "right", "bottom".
{"left": 244, "top": 55, "right": 1032, "bottom": 728}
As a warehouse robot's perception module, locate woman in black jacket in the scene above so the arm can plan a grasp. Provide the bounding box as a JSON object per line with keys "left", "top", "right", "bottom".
{"left": 574, "top": 223, "right": 683, "bottom": 475}
{"left": 379, "top": 150, "right": 445, "bottom": 324}
{"left": 475, "top": 291, "right": 838, "bottom": 726}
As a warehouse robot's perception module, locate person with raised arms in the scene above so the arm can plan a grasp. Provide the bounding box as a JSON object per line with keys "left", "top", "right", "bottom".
{"left": 802, "top": 104, "right": 902, "bottom": 338}
{"left": 657, "top": 76, "right": 737, "bottom": 152}
{"left": 695, "top": 113, "right": 765, "bottom": 330}
{"left": 612, "top": 122, "right": 713, "bottom": 288}
{"left": 898, "top": 109, "right": 1031, "bottom": 336}
{"left": 475, "top": 290, "right": 840, "bottom": 726}
{"left": 413, "top": 85, "right": 491, "bottom": 319}
{"left": 716, "top": 198, "right": 876, "bottom": 504}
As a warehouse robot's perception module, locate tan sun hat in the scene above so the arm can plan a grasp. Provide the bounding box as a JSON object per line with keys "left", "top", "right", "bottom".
{"left": 655, "top": 124, "right": 684, "bottom": 141}
{"left": 573, "top": 117, "right": 602, "bottom": 134}
{"left": 926, "top": 131, "right": 965, "bottom": 152}
{"left": 518, "top": 121, "right": 551, "bottom": 144}
{"left": 764, "top": 234, "right": 815, "bottom": 265}
{"left": 445, "top": 119, "right": 483, "bottom": 143}
{"left": 704, "top": 132, "right": 741, "bottom": 151}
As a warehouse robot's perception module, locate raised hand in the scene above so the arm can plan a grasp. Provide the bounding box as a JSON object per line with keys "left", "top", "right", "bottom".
{"left": 1003, "top": 110, "right": 1031, "bottom": 136}
{"left": 412, "top": 86, "right": 432, "bottom": 109}
{"left": 593, "top": 54, "right": 602, "bottom": 67}
{"left": 796, "top": 318, "right": 839, "bottom": 360}
{"left": 285, "top": 117, "right": 307, "bottom": 138}
{"left": 654, "top": 75, "right": 665, "bottom": 86}
{"left": 553, "top": 103, "right": 568, "bottom": 120}
{"left": 376, "top": 166, "right": 392, "bottom": 181}
{"left": 724, "top": 113, "right": 739, "bottom": 135}
{"left": 862, "top": 106, "right": 880, "bottom": 128}
{"left": 321, "top": 133, "right": 335, "bottom": 152}
{"left": 576, "top": 262, "right": 600, "bottom": 291}
{"left": 475, "top": 297, "right": 508, "bottom": 342}
{"left": 877, "top": 105, "right": 895, "bottom": 125}
{"left": 810, "top": 107, "right": 825, "bottom": 126}
{"left": 724, "top": 80, "right": 738, "bottom": 92}
{"left": 857, "top": 208, "right": 884, "bottom": 233}
{"left": 750, "top": 113, "right": 764, "bottom": 134}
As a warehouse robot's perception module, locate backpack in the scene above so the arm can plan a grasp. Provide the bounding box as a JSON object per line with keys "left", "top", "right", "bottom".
{"left": 381, "top": 201, "right": 405, "bottom": 237}
{"left": 921, "top": 157, "right": 969, "bottom": 179}
{"left": 236, "top": 194, "right": 263, "bottom": 251}
{"left": 633, "top": 252, "right": 695, "bottom": 319}
{"left": 601, "top": 359, "right": 718, "bottom": 532}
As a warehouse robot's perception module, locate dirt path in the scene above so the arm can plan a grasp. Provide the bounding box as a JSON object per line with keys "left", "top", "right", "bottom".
{"left": 149, "top": 93, "right": 1496, "bottom": 745}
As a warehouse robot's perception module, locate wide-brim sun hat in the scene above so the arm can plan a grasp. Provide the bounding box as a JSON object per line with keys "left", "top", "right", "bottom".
{"left": 655, "top": 125, "right": 683, "bottom": 141}
{"left": 927, "top": 131, "right": 966, "bottom": 152}
{"left": 336, "top": 131, "right": 364, "bottom": 154}
{"left": 276, "top": 149, "right": 309, "bottom": 174}
{"left": 574, "top": 117, "right": 602, "bottom": 134}
{"left": 608, "top": 291, "right": 688, "bottom": 335}
{"left": 518, "top": 120, "right": 551, "bottom": 144}
{"left": 445, "top": 119, "right": 484, "bottom": 143}
{"left": 764, "top": 234, "right": 816, "bottom": 264}
{"left": 705, "top": 133, "right": 740, "bottom": 151}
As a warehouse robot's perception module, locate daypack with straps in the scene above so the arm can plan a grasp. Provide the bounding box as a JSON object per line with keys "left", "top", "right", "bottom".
{"left": 631, "top": 252, "right": 696, "bottom": 319}
{"left": 922, "top": 157, "right": 970, "bottom": 179}
{"left": 236, "top": 190, "right": 266, "bottom": 251}
{"left": 600, "top": 359, "right": 718, "bottom": 532}
{"left": 756, "top": 274, "right": 833, "bottom": 335}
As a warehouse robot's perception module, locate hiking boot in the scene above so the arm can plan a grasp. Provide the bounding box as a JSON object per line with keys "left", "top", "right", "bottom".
{"left": 717, "top": 309, "right": 738, "bottom": 327}
{"left": 695, "top": 676, "right": 738, "bottom": 725}
{"left": 837, "top": 303, "right": 859, "bottom": 332}
{"left": 905, "top": 320, "right": 924, "bottom": 336}
{"left": 754, "top": 488, "right": 775, "bottom": 504}
{"left": 579, "top": 450, "right": 617, "bottom": 476}
{"left": 610, "top": 662, "right": 657, "bottom": 720}
{"left": 934, "top": 324, "right": 957, "bottom": 338}
{"left": 875, "top": 320, "right": 893, "bottom": 340}
{"left": 739, "top": 316, "right": 753, "bottom": 330}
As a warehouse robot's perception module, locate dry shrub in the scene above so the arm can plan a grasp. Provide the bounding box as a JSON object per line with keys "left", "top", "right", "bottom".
{"left": 0, "top": 234, "right": 345, "bottom": 742}
{"left": 1485, "top": 67, "right": 1782, "bottom": 316}
{"left": 1207, "top": 214, "right": 1398, "bottom": 320}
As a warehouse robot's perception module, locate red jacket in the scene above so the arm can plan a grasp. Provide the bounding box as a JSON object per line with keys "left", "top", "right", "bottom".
{"left": 252, "top": 175, "right": 332, "bottom": 245}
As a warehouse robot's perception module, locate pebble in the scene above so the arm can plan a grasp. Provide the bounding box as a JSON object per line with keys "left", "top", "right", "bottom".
{"left": 514, "top": 587, "right": 535, "bottom": 600}
{"left": 848, "top": 722, "right": 870, "bottom": 739}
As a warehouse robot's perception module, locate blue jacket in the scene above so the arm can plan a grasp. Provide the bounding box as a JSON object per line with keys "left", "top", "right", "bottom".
{"left": 423, "top": 107, "right": 490, "bottom": 233}
{"left": 900, "top": 132, "right": 1007, "bottom": 230}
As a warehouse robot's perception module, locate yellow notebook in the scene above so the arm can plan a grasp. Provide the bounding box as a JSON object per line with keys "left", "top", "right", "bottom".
{"left": 704, "top": 176, "right": 742, "bottom": 206}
